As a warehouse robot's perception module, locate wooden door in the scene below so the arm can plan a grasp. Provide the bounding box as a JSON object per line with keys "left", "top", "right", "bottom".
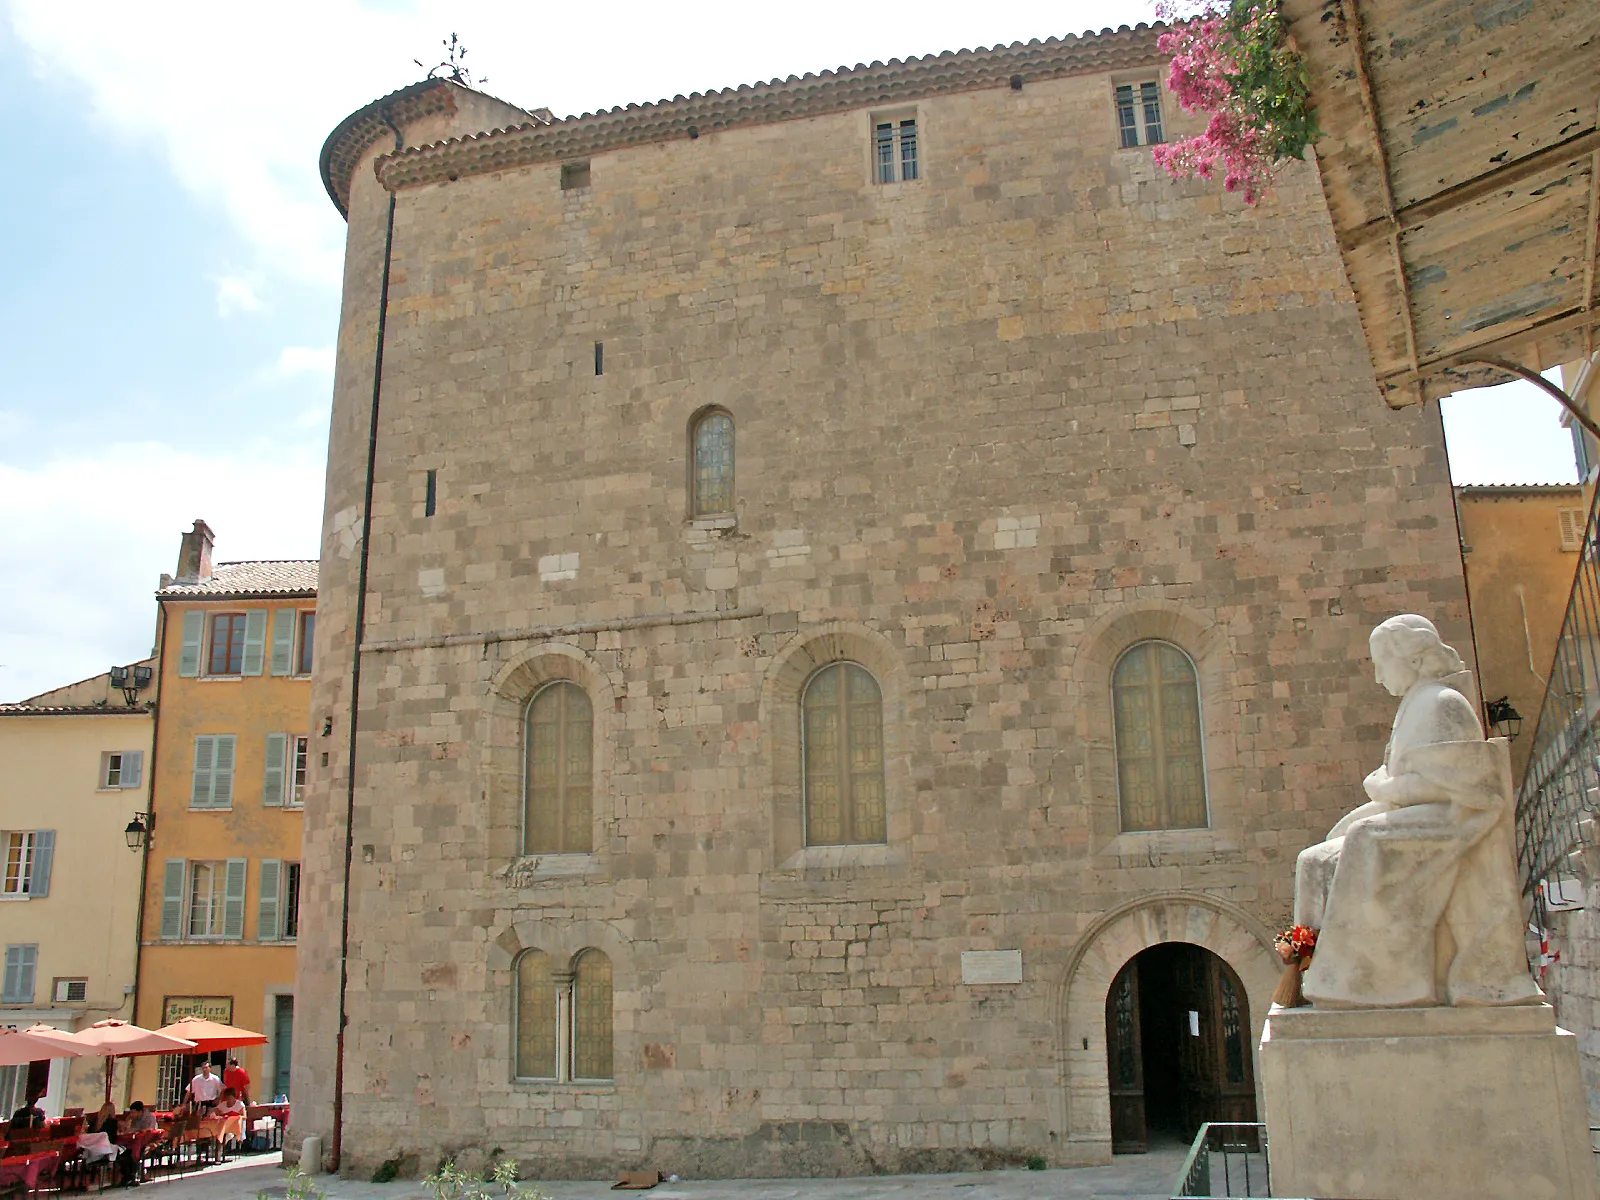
{"left": 1172, "top": 944, "right": 1214, "bottom": 1138}
{"left": 1105, "top": 960, "right": 1146, "bottom": 1153}
{"left": 1209, "top": 957, "right": 1257, "bottom": 1124}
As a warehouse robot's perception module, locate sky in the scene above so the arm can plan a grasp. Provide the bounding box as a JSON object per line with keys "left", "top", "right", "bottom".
{"left": 0, "top": 1, "right": 1581, "bottom": 701}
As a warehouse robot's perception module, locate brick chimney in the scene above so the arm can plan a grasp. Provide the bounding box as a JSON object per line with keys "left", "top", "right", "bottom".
{"left": 175, "top": 520, "right": 215, "bottom": 584}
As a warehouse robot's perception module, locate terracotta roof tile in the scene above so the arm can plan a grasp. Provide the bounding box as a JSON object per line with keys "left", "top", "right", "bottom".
{"left": 157, "top": 560, "right": 318, "bottom": 599}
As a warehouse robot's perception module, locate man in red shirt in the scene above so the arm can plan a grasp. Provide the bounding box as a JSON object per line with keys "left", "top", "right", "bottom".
{"left": 223, "top": 1058, "right": 252, "bottom": 1106}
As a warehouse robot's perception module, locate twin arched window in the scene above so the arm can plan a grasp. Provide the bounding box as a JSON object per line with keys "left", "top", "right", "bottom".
{"left": 1112, "top": 640, "right": 1208, "bottom": 831}
{"left": 691, "top": 409, "right": 734, "bottom": 517}
{"left": 525, "top": 681, "right": 593, "bottom": 854}
{"left": 802, "top": 661, "right": 886, "bottom": 846}
{"left": 515, "top": 948, "right": 613, "bottom": 1080}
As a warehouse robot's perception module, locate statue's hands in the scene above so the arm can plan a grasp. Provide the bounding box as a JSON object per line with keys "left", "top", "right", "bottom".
{"left": 1362, "top": 766, "right": 1391, "bottom": 802}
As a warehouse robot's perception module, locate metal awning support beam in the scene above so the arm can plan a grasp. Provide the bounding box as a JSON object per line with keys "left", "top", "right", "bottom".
{"left": 1472, "top": 356, "right": 1600, "bottom": 443}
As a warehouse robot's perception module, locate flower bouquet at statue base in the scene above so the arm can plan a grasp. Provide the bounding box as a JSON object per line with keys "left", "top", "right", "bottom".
{"left": 1272, "top": 925, "right": 1318, "bottom": 1008}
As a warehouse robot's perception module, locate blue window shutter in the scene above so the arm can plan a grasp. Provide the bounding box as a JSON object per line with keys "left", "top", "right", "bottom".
{"left": 28, "top": 832, "right": 53, "bottom": 898}
{"left": 120, "top": 751, "right": 143, "bottom": 789}
{"left": 191, "top": 737, "right": 215, "bottom": 808}
{"left": 242, "top": 610, "right": 268, "bottom": 676}
{"left": 223, "top": 859, "right": 248, "bottom": 939}
{"left": 161, "top": 861, "right": 186, "bottom": 940}
{"left": 2, "top": 946, "right": 24, "bottom": 1003}
{"left": 263, "top": 734, "right": 287, "bottom": 807}
{"left": 178, "top": 612, "right": 204, "bottom": 677}
{"left": 212, "top": 736, "right": 237, "bottom": 807}
{"left": 258, "top": 859, "right": 281, "bottom": 942}
{"left": 15, "top": 946, "right": 36, "bottom": 1004}
{"left": 270, "top": 609, "right": 295, "bottom": 676}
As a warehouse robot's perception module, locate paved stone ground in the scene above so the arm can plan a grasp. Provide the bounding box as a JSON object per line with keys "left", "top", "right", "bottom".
{"left": 127, "top": 1148, "right": 1192, "bottom": 1200}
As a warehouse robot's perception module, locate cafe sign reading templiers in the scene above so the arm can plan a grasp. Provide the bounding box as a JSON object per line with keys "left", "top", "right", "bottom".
{"left": 162, "top": 996, "right": 233, "bottom": 1025}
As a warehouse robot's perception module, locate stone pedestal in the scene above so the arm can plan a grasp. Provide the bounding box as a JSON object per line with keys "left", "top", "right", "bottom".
{"left": 1261, "top": 1003, "right": 1596, "bottom": 1200}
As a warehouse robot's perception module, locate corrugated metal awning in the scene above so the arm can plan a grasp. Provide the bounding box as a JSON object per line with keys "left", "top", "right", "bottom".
{"left": 1282, "top": 0, "right": 1599, "bottom": 408}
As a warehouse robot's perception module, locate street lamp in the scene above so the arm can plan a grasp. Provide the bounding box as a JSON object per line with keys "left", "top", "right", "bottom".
{"left": 109, "top": 664, "right": 154, "bottom": 707}
{"left": 124, "top": 811, "right": 155, "bottom": 852}
{"left": 1485, "top": 696, "right": 1523, "bottom": 741}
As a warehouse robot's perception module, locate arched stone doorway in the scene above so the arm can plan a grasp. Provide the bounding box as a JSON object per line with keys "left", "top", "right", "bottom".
{"left": 1054, "top": 893, "right": 1279, "bottom": 1166}
{"left": 1105, "top": 943, "right": 1255, "bottom": 1153}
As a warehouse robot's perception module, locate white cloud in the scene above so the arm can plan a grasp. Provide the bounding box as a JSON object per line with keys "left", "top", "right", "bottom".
{"left": 214, "top": 273, "right": 264, "bottom": 316}
{"left": 0, "top": 440, "right": 325, "bottom": 701}
{"left": 277, "top": 345, "right": 336, "bottom": 378}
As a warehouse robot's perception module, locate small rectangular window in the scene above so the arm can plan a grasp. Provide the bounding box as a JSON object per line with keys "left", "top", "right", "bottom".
{"left": 1558, "top": 507, "right": 1585, "bottom": 552}
{"left": 594, "top": 342, "right": 604, "bottom": 376}
{"left": 873, "top": 114, "right": 919, "bottom": 184}
{"left": 561, "top": 160, "right": 591, "bottom": 191}
{"left": 296, "top": 611, "right": 316, "bottom": 675}
{"left": 103, "top": 752, "right": 123, "bottom": 789}
{"left": 283, "top": 863, "right": 302, "bottom": 940}
{"left": 2, "top": 833, "right": 35, "bottom": 897}
{"left": 291, "top": 736, "right": 309, "bottom": 807}
{"left": 53, "top": 978, "right": 87, "bottom": 1003}
{"left": 1116, "top": 81, "right": 1165, "bottom": 148}
{"left": 101, "top": 750, "right": 143, "bottom": 790}
{"left": 207, "top": 613, "right": 247, "bottom": 675}
{"left": 187, "top": 861, "right": 225, "bottom": 938}
{"left": 424, "top": 469, "right": 437, "bottom": 518}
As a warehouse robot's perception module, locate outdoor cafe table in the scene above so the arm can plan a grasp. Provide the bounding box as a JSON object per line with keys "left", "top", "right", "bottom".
{"left": 0, "top": 1149, "right": 60, "bottom": 1191}
{"left": 76, "top": 1131, "right": 118, "bottom": 1163}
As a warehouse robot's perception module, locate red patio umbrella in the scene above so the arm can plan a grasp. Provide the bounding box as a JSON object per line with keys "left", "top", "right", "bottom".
{"left": 0, "top": 1029, "right": 84, "bottom": 1067}
{"left": 152, "top": 1017, "right": 267, "bottom": 1055}
{"left": 68, "top": 1019, "right": 197, "bottom": 1102}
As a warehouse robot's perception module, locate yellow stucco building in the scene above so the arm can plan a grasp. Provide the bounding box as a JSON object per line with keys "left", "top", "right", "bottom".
{"left": 1456, "top": 483, "right": 1586, "bottom": 785}
{"left": 129, "top": 521, "right": 316, "bottom": 1108}
{"left": 0, "top": 662, "right": 156, "bottom": 1114}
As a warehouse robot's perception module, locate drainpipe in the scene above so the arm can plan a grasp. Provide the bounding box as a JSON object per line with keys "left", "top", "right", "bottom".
{"left": 330, "top": 110, "right": 404, "bottom": 1176}
{"left": 127, "top": 601, "right": 167, "bottom": 1104}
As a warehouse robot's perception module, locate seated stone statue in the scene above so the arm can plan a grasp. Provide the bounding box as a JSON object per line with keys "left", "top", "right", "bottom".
{"left": 1295, "top": 614, "right": 1543, "bottom": 1008}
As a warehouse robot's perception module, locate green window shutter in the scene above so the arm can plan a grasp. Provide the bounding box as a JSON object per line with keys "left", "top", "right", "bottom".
{"left": 191, "top": 736, "right": 215, "bottom": 807}
{"left": 212, "top": 736, "right": 237, "bottom": 808}
{"left": 258, "top": 859, "right": 282, "bottom": 942}
{"left": 269, "top": 609, "right": 296, "bottom": 676}
{"left": 178, "top": 612, "right": 204, "bottom": 677}
{"left": 241, "top": 610, "right": 269, "bottom": 676}
{"left": 160, "top": 861, "right": 186, "bottom": 940}
{"left": 120, "top": 751, "right": 143, "bottom": 789}
{"left": 28, "top": 832, "right": 53, "bottom": 898}
{"left": 263, "top": 734, "right": 287, "bottom": 807}
{"left": 223, "top": 859, "right": 247, "bottom": 939}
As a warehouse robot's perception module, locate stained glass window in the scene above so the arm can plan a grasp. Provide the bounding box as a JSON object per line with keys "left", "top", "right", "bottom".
{"left": 692, "top": 410, "right": 735, "bottom": 517}
{"left": 802, "top": 662, "right": 886, "bottom": 846}
{"left": 572, "top": 950, "right": 613, "bottom": 1080}
{"left": 524, "top": 682, "right": 594, "bottom": 854}
{"left": 515, "top": 950, "right": 557, "bottom": 1079}
{"left": 1113, "top": 641, "right": 1208, "bottom": 831}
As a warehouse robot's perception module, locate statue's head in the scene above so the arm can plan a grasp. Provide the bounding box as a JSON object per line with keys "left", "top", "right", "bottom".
{"left": 1369, "top": 614, "right": 1466, "bottom": 697}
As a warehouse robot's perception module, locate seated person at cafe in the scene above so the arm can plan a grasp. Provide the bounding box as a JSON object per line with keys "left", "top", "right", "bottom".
{"left": 128, "top": 1102, "right": 157, "bottom": 1133}
{"left": 8, "top": 1091, "right": 45, "bottom": 1132}
{"left": 222, "top": 1057, "right": 251, "bottom": 1105}
{"left": 186, "top": 1061, "right": 223, "bottom": 1112}
{"left": 90, "top": 1102, "right": 117, "bottom": 1134}
{"left": 213, "top": 1089, "right": 246, "bottom": 1121}
{"left": 88, "top": 1101, "right": 138, "bottom": 1186}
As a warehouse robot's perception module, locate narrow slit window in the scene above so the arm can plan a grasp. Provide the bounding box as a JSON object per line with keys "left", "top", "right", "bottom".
{"left": 425, "top": 470, "right": 437, "bottom": 518}
{"left": 594, "top": 342, "right": 604, "bottom": 376}
{"left": 874, "top": 115, "right": 919, "bottom": 184}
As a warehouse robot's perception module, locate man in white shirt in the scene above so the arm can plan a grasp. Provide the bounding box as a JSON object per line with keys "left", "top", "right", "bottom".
{"left": 187, "top": 1061, "right": 223, "bottom": 1111}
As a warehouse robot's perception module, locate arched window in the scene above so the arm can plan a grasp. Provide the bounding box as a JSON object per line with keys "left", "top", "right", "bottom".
{"left": 572, "top": 949, "right": 613, "bottom": 1080}
{"left": 690, "top": 410, "right": 735, "bottom": 517}
{"left": 1112, "top": 640, "right": 1208, "bottom": 831}
{"left": 802, "top": 662, "right": 886, "bottom": 846}
{"left": 524, "top": 681, "right": 593, "bottom": 854}
{"left": 514, "top": 950, "right": 557, "bottom": 1080}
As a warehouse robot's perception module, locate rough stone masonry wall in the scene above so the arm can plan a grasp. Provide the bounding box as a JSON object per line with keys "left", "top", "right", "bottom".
{"left": 293, "top": 67, "right": 1470, "bottom": 1178}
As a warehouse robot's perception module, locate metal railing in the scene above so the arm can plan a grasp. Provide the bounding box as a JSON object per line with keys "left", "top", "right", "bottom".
{"left": 1516, "top": 481, "right": 1600, "bottom": 920}
{"left": 1172, "top": 1122, "right": 1271, "bottom": 1198}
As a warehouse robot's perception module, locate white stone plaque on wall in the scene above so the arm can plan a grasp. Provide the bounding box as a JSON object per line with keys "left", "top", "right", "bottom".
{"left": 961, "top": 949, "right": 1023, "bottom": 985}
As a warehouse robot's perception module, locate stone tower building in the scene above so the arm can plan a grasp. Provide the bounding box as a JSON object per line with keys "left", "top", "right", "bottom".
{"left": 294, "top": 24, "right": 1470, "bottom": 1178}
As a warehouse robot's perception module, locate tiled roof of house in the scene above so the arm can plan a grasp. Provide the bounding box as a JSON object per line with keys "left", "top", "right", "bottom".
{"left": 323, "top": 23, "right": 1167, "bottom": 216}
{"left": 0, "top": 704, "right": 152, "bottom": 717}
{"left": 1455, "top": 483, "right": 1585, "bottom": 494}
{"left": 157, "top": 560, "right": 319, "bottom": 599}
